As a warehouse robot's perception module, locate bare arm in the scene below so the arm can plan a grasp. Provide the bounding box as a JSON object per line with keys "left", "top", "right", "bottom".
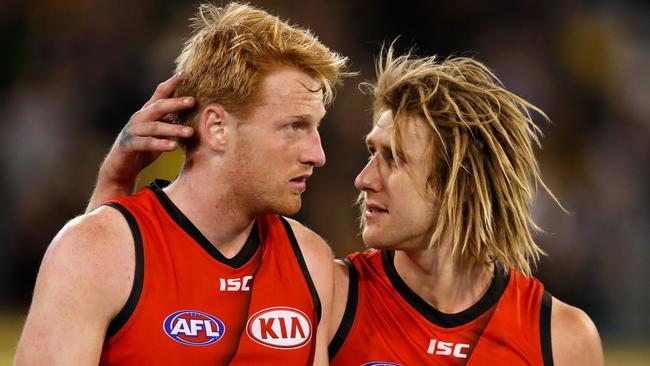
{"left": 14, "top": 207, "right": 134, "bottom": 365}
{"left": 86, "top": 73, "right": 196, "bottom": 212}
{"left": 286, "top": 219, "right": 335, "bottom": 366}
{"left": 551, "top": 297, "right": 604, "bottom": 366}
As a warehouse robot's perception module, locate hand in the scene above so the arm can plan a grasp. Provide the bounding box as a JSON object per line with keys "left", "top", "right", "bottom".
{"left": 104, "top": 72, "right": 196, "bottom": 185}
{"left": 86, "top": 73, "right": 196, "bottom": 212}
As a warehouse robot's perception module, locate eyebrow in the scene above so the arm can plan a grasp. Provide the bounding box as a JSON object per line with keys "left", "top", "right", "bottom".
{"left": 364, "top": 135, "right": 387, "bottom": 151}
{"left": 365, "top": 135, "right": 408, "bottom": 162}
{"left": 290, "top": 115, "right": 312, "bottom": 125}
{"left": 291, "top": 112, "right": 325, "bottom": 127}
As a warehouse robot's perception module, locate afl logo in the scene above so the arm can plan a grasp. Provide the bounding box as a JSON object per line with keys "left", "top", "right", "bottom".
{"left": 362, "top": 363, "right": 401, "bottom": 366}
{"left": 163, "top": 310, "right": 225, "bottom": 346}
{"left": 246, "top": 307, "right": 312, "bottom": 349}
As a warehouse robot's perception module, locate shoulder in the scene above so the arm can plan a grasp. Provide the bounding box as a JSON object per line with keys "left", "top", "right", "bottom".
{"left": 284, "top": 217, "right": 335, "bottom": 265}
{"left": 40, "top": 205, "right": 136, "bottom": 316}
{"left": 283, "top": 216, "right": 334, "bottom": 272}
{"left": 551, "top": 297, "right": 604, "bottom": 366}
{"left": 283, "top": 217, "right": 335, "bottom": 306}
{"left": 47, "top": 205, "right": 133, "bottom": 265}
{"left": 15, "top": 203, "right": 136, "bottom": 364}
{"left": 283, "top": 217, "right": 335, "bottom": 337}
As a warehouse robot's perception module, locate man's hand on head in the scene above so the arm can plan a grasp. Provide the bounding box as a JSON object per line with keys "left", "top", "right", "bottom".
{"left": 86, "top": 72, "right": 196, "bottom": 212}
{"left": 110, "top": 72, "right": 196, "bottom": 181}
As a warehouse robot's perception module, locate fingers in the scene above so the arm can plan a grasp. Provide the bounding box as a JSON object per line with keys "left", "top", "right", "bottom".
{"left": 118, "top": 133, "right": 181, "bottom": 153}
{"left": 143, "top": 72, "right": 187, "bottom": 108}
{"left": 136, "top": 96, "right": 196, "bottom": 122}
{"left": 117, "top": 73, "right": 196, "bottom": 155}
{"left": 118, "top": 120, "right": 193, "bottom": 153}
{"left": 128, "top": 120, "right": 194, "bottom": 139}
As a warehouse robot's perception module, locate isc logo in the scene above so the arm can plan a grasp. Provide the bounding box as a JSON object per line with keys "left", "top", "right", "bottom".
{"left": 163, "top": 310, "right": 225, "bottom": 346}
{"left": 246, "top": 307, "right": 311, "bottom": 349}
{"left": 219, "top": 275, "right": 253, "bottom": 291}
{"left": 426, "top": 339, "right": 470, "bottom": 358}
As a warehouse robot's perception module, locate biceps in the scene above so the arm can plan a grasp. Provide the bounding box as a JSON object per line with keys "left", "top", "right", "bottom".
{"left": 16, "top": 298, "right": 107, "bottom": 365}
{"left": 15, "top": 239, "right": 123, "bottom": 365}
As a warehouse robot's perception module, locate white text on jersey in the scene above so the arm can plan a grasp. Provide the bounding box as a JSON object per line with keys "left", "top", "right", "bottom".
{"left": 426, "top": 339, "right": 470, "bottom": 358}
{"left": 219, "top": 276, "right": 253, "bottom": 291}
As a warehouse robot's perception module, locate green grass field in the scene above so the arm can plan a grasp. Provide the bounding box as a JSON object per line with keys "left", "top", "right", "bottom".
{"left": 1, "top": 311, "right": 647, "bottom": 365}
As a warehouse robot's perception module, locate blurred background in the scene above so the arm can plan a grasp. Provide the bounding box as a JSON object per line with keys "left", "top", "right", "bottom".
{"left": 1, "top": 0, "right": 649, "bottom": 364}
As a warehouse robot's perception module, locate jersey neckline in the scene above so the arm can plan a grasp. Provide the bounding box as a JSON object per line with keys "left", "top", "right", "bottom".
{"left": 147, "top": 179, "right": 260, "bottom": 269}
{"left": 382, "top": 250, "right": 510, "bottom": 328}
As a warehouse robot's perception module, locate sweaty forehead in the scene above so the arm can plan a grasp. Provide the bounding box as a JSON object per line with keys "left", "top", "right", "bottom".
{"left": 366, "top": 110, "right": 394, "bottom": 146}
{"left": 366, "top": 110, "right": 430, "bottom": 158}
{"left": 256, "top": 67, "right": 325, "bottom": 117}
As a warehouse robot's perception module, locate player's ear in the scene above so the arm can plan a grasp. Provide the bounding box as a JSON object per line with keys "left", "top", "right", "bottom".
{"left": 199, "top": 104, "right": 230, "bottom": 152}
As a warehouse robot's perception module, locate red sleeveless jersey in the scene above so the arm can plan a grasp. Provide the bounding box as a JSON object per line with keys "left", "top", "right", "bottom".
{"left": 329, "top": 250, "right": 553, "bottom": 366}
{"left": 99, "top": 181, "right": 320, "bottom": 365}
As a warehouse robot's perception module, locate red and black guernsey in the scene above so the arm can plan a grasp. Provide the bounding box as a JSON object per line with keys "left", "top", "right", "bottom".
{"left": 329, "top": 250, "right": 553, "bottom": 366}
{"left": 99, "top": 180, "right": 320, "bottom": 365}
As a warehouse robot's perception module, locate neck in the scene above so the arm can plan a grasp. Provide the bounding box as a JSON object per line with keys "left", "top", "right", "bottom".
{"left": 393, "top": 244, "right": 494, "bottom": 314}
{"left": 163, "top": 161, "right": 256, "bottom": 258}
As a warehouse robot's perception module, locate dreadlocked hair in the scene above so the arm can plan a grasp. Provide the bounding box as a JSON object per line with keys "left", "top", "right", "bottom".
{"left": 361, "top": 45, "right": 563, "bottom": 275}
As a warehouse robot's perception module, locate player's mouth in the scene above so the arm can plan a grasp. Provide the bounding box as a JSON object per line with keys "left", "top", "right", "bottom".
{"left": 289, "top": 174, "right": 310, "bottom": 192}
{"left": 364, "top": 202, "right": 388, "bottom": 221}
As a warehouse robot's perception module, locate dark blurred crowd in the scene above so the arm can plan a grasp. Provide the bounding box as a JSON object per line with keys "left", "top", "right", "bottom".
{"left": 1, "top": 0, "right": 648, "bottom": 343}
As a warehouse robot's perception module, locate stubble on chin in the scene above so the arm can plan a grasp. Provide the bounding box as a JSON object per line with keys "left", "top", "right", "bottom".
{"left": 274, "top": 193, "right": 302, "bottom": 216}
{"left": 253, "top": 188, "right": 302, "bottom": 217}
